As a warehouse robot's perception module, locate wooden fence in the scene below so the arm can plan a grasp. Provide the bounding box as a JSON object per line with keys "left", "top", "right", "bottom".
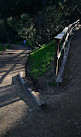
{"left": 54, "top": 19, "right": 80, "bottom": 83}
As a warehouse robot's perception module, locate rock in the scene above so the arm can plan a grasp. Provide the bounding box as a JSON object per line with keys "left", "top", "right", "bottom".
{"left": 20, "top": 122, "right": 24, "bottom": 125}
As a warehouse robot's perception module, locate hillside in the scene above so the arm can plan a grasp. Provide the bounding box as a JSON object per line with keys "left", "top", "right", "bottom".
{"left": 28, "top": 41, "right": 55, "bottom": 78}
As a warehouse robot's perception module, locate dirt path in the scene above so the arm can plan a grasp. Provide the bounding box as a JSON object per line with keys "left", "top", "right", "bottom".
{"left": 0, "top": 48, "right": 38, "bottom": 137}
{"left": 0, "top": 27, "right": 81, "bottom": 137}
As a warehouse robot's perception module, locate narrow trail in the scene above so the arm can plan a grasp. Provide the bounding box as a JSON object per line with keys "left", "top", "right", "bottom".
{"left": 0, "top": 48, "right": 38, "bottom": 137}
{"left": 0, "top": 27, "right": 81, "bottom": 137}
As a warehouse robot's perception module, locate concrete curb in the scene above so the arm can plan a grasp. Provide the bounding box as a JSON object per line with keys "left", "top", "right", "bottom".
{"left": 18, "top": 72, "right": 46, "bottom": 108}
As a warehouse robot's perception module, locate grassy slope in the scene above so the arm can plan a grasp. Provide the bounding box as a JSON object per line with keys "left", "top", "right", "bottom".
{"left": 29, "top": 41, "right": 56, "bottom": 79}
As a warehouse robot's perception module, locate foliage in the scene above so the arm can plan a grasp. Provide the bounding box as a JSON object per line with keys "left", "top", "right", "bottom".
{"left": 33, "top": 5, "right": 69, "bottom": 45}
{"left": 19, "top": 14, "right": 36, "bottom": 42}
{"left": 29, "top": 41, "right": 55, "bottom": 79}
{"left": 5, "top": 0, "right": 81, "bottom": 47}
{"left": 0, "top": 0, "right": 81, "bottom": 47}
{"left": 0, "top": 0, "right": 81, "bottom": 18}
{"left": 0, "top": 44, "right": 11, "bottom": 51}
{"left": 0, "top": 44, "right": 4, "bottom": 51}
{"left": 7, "top": 14, "right": 36, "bottom": 44}
{"left": 0, "top": 20, "right": 8, "bottom": 44}
{"left": 13, "top": 40, "right": 31, "bottom": 45}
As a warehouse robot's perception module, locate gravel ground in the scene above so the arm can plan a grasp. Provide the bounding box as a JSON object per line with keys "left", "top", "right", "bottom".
{"left": 0, "top": 27, "right": 81, "bottom": 137}
{"left": 0, "top": 47, "right": 38, "bottom": 137}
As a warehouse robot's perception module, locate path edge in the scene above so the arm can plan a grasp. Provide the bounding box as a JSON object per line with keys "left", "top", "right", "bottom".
{"left": 18, "top": 56, "right": 46, "bottom": 108}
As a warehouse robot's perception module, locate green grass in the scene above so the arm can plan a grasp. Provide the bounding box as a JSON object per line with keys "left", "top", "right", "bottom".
{"left": 48, "top": 81, "right": 56, "bottom": 87}
{"left": 0, "top": 44, "right": 11, "bottom": 51}
{"left": 29, "top": 41, "right": 56, "bottom": 79}
{"left": 0, "top": 45, "right": 4, "bottom": 51}
{"left": 13, "top": 41, "right": 31, "bottom": 46}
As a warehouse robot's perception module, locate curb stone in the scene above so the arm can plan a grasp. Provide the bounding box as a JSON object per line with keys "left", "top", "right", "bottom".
{"left": 18, "top": 71, "right": 46, "bottom": 108}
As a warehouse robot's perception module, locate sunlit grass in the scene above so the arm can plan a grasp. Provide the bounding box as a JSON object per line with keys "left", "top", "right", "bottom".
{"left": 29, "top": 41, "right": 56, "bottom": 79}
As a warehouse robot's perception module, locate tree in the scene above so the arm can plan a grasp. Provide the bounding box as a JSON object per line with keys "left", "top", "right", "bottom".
{"left": 33, "top": 5, "right": 70, "bottom": 44}
{"left": 0, "top": 20, "right": 8, "bottom": 45}
{"left": 7, "top": 14, "right": 36, "bottom": 45}
{"left": 18, "top": 14, "right": 36, "bottom": 43}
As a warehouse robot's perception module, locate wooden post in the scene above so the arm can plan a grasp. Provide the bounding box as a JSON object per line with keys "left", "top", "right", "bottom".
{"left": 54, "top": 39, "right": 60, "bottom": 78}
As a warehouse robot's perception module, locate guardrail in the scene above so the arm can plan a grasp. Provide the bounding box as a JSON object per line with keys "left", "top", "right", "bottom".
{"left": 54, "top": 19, "right": 80, "bottom": 84}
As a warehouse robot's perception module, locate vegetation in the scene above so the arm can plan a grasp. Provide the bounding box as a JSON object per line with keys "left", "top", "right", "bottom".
{"left": 29, "top": 41, "right": 55, "bottom": 78}
{"left": 13, "top": 40, "right": 31, "bottom": 46}
{"left": 0, "top": 0, "right": 81, "bottom": 47}
{"left": 0, "top": 45, "right": 4, "bottom": 51}
{"left": 0, "top": 44, "right": 11, "bottom": 51}
{"left": 0, "top": 0, "right": 81, "bottom": 80}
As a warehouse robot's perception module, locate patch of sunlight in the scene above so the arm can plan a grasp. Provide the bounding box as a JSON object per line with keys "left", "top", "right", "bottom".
{"left": 0, "top": 72, "right": 6, "bottom": 78}
{"left": 0, "top": 75, "right": 12, "bottom": 87}
{"left": 9, "top": 69, "right": 24, "bottom": 74}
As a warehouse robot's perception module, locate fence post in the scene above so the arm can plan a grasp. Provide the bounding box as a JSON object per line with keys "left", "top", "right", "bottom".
{"left": 54, "top": 39, "right": 60, "bottom": 78}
